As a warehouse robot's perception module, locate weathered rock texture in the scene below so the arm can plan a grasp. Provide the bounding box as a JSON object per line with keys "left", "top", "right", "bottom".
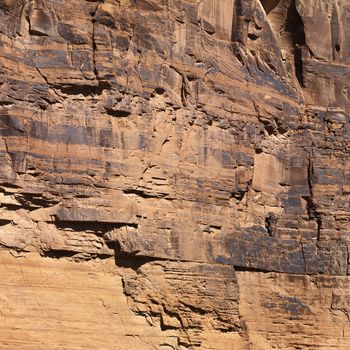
{"left": 0, "top": 0, "right": 349, "bottom": 349}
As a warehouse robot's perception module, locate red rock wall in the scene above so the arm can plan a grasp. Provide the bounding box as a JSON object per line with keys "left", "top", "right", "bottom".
{"left": 0, "top": 0, "right": 349, "bottom": 349}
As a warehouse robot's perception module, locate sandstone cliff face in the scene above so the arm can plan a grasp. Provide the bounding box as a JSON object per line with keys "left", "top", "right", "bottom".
{"left": 0, "top": 0, "right": 349, "bottom": 349}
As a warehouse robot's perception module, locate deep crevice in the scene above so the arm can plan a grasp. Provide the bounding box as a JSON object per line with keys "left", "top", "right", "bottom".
{"left": 303, "top": 156, "right": 322, "bottom": 241}
{"left": 41, "top": 249, "right": 113, "bottom": 260}
{"left": 247, "top": 33, "right": 259, "bottom": 41}
{"left": 14, "top": 193, "right": 58, "bottom": 210}
{"left": 260, "top": 0, "right": 281, "bottom": 15}
{"left": 285, "top": 0, "right": 306, "bottom": 87}
{"left": 0, "top": 219, "right": 12, "bottom": 226}
{"left": 331, "top": 4, "right": 341, "bottom": 61}
{"left": 41, "top": 249, "right": 77, "bottom": 259}
{"left": 29, "top": 29, "right": 49, "bottom": 37}
{"left": 153, "top": 87, "right": 165, "bottom": 95}
{"left": 53, "top": 220, "right": 124, "bottom": 235}
{"left": 259, "top": 117, "right": 276, "bottom": 135}
{"left": 234, "top": 265, "right": 275, "bottom": 273}
{"left": 114, "top": 241, "right": 163, "bottom": 270}
{"left": 294, "top": 45, "right": 304, "bottom": 87}
{"left": 123, "top": 188, "right": 158, "bottom": 198}
{"left": 54, "top": 81, "right": 111, "bottom": 96}
{"left": 0, "top": 203, "right": 21, "bottom": 210}
{"left": 104, "top": 108, "right": 131, "bottom": 118}
{"left": 0, "top": 182, "right": 22, "bottom": 189}
{"left": 265, "top": 213, "right": 277, "bottom": 236}
{"left": 263, "top": 0, "right": 306, "bottom": 87}
{"left": 115, "top": 255, "right": 159, "bottom": 270}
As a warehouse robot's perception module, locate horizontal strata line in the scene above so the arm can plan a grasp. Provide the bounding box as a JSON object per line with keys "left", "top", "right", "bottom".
{"left": 0, "top": 67, "right": 302, "bottom": 109}
{"left": 0, "top": 140, "right": 138, "bottom": 162}
{"left": 233, "top": 265, "right": 349, "bottom": 277}
{"left": 234, "top": 265, "right": 282, "bottom": 274}
{"left": 1, "top": 248, "right": 348, "bottom": 278}
{"left": 0, "top": 146, "right": 243, "bottom": 183}
{"left": 0, "top": 283, "right": 116, "bottom": 291}
{"left": 0, "top": 116, "right": 258, "bottom": 149}
{"left": 0, "top": 125, "right": 147, "bottom": 147}
{"left": 116, "top": 253, "right": 350, "bottom": 277}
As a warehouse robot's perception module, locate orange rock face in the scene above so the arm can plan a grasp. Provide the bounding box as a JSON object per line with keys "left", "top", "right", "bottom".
{"left": 0, "top": 0, "right": 349, "bottom": 349}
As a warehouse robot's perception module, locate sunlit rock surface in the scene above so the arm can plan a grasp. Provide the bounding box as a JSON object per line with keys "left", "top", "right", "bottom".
{"left": 0, "top": 0, "right": 349, "bottom": 349}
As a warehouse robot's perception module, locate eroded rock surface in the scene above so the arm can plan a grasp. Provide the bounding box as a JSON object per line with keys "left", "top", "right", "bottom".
{"left": 0, "top": 0, "right": 349, "bottom": 349}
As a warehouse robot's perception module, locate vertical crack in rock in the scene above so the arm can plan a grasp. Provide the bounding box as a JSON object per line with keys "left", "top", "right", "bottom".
{"left": 261, "top": 0, "right": 307, "bottom": 88}
{"left": 331, "top": 3, "right": 341, "bottom": 61}
{"left": 284, "top": 0, "right": 306, "bottom": 87}
{"left": 300, "top": 241, "right": 307, "bottom": 273}
{"left": 306, "top": 153, "right": 322, "bottom": 241}
{"left": 91, "top": 1, "right": 101, "bottom": 81}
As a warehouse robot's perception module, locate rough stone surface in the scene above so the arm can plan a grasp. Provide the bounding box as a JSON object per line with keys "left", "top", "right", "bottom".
{"left": 0, "top": 0, "right": 349, "bottom": 349}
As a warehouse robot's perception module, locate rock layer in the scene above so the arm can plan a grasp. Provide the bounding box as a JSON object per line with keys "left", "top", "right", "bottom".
{"left": 0, "top": 0, "right": 349, "bottom": 349}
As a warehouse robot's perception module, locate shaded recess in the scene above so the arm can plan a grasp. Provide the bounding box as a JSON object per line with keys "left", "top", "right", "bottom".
{"left": 285, "top": 0, "right": 306, "bottom": 86}
{"left": 114, "top": 241, "right": 160, "bottom": 270}
{"left": 265, "top": 0, "right": 306, "bottom": 87}
{"left": 331, "top": 4, "right": 341, "bottom": 61}
{"left": 260, "top": 0, "right": 281, "bottom": 14}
